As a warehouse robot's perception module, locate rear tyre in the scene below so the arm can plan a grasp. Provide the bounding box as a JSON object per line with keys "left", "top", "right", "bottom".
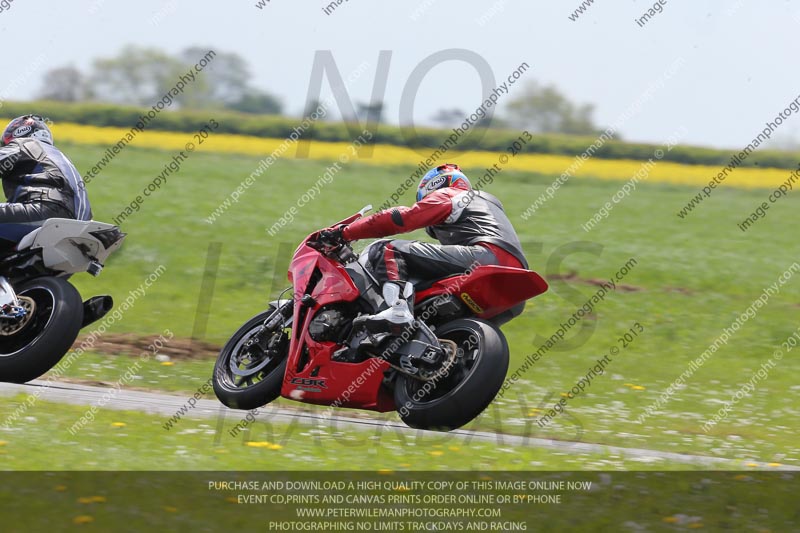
{"left": 0, "top": 277, "right": 84, "bottom": 384}
{"left": 213, "top": 306, "right": 290, "bottom": 410}
{"left": 394, "top": 318, "right": 509, "bottom": 431}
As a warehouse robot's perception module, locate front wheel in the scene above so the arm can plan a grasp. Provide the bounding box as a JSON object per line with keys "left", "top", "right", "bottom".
{"left": 213, "top": 306, "right": 290, "bottom": 410}
{"left": 394, "top": 318, "right": 509, "bottom": 431}
{"left": 0, "top": 277, "right": 84, "bottom": 384}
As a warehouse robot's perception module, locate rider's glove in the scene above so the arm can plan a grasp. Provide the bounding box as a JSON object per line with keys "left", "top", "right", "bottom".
{"left": 319, "top": 225, "right": 347, "bottom": 247}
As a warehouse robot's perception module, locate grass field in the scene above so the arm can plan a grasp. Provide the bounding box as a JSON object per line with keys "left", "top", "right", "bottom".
{"left": 0, "top": 395, "right": 708, "bottom": 471}
{"left": 2, "top": 132, "right": 799, "bottom": 470}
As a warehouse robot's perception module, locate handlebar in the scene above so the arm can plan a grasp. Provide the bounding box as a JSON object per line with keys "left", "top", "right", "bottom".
{"left": 306, "top": 205, "right": 371, "bottom": 260}
{"left": 306, "top": 239, "right": 325, "bottom": 251}
{"left": 307, "top": 238, "right": 356, "bottom": 264}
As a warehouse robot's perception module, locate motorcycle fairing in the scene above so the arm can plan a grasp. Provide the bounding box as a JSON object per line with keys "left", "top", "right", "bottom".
{"left": 416, "top": 265, "right": 548, "bottom": 320}
{"left": 282, "top": 240, "right": 395, "bottom": 411}
{"left": 16, "top": 219, "right": 125, "bottom": 274}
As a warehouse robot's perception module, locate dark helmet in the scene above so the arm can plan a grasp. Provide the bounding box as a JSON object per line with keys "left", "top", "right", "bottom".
{"left": 1, "top": 114, "right": 53, "bottom": 146}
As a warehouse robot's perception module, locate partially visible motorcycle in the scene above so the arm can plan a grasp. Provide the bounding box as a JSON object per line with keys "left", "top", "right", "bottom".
{"left": 0, "top": 218, "right": 125, "bottom": 383}
{"left": 213, "top": 206, "right": 547, "bottom": 431}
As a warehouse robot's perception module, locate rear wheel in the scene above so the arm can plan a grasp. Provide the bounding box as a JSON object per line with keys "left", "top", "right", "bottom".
{"left": 0, "top": 277, "right": 84, "bottom": 384}
{"left": 213, "top": 306, "right": 290, "bottom": 410}
{"left": 394, "top": 318, "right": 509, "bottom": 431}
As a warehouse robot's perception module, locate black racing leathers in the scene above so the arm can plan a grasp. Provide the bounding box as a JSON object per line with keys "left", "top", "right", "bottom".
{"left": 0, "top": 138, "right": 91, "bottom": 225}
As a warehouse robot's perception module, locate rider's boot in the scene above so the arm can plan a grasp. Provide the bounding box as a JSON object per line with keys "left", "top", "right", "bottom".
{"left": 354, "top": 281, "right": 415, "bottom": 336}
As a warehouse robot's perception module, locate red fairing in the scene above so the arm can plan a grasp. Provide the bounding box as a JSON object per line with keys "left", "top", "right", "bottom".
{"left": 417, "top": 265, "right": 548, "bottom": 320}
{"left": 281, "top": 214, "right": 395, "bottom": 411}
{"left": 281, "top": 335, "right": 395, "bottom": 411}
{"left": 289, "top": 216, "right": 362, "bottom": 304}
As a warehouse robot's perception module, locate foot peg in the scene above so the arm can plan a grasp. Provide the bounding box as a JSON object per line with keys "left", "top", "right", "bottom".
{"left": 354, "top": 282, "right": 416, "bottom": 335}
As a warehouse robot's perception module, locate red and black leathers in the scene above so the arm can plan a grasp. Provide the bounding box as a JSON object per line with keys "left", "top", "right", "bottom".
{"left": 343, "top": 182, "right": 528, "bottom": 283}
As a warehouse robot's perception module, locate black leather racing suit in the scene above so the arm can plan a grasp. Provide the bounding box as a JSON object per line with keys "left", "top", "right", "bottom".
{"left": 0, "top": 138, "right": 91, "bottom": 246}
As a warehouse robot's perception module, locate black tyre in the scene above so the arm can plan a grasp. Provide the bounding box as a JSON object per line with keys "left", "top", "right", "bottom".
{"left": 394, "top": 318, "right": 509, "bottom": 431}
{"left": 0, "top": 277, "right": 84, "bottom": 384}
{"left": 213, "top": 307, "right": 290, "bottom": 410}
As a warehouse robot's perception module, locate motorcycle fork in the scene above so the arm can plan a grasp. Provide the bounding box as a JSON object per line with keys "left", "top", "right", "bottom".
{"left": 0, "top": 276, "right": 26, "bottom": 320}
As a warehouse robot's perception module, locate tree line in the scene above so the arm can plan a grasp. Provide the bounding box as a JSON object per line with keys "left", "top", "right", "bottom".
{"left": 39, "top": 45, "right": 608, "bottom": 136}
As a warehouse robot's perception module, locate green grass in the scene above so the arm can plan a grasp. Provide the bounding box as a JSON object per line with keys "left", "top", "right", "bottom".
{"left": 0, "top": 404, "right": 795, "bottom": 531}
{"left": 0, "top": 396, "right": 700, "bottom": 471}
{"left": 52, "top": 351, "right": 216, "bottom": 393}
{"left": 32, "top": 141, "right": 800, "bottom": 469}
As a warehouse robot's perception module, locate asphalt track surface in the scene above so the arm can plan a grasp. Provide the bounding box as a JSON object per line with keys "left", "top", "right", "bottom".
{"left": 0, "top": 380, "right": 795, "bottom": 470}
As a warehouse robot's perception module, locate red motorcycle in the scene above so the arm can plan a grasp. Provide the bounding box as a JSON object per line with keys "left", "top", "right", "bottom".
{"left": 213, "top": 206, "right": 548, "bottom": 430}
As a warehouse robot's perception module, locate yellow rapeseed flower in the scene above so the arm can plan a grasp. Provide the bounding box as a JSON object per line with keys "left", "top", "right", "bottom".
{"left": 42, "top": 122, "right": 788, "bottom": 191}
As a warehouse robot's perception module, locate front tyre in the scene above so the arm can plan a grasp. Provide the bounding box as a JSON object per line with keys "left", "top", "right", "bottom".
{"left": 0, "top": 277, "right": 84, "bottom": 384}
{"left": 394, "top": 318, "right": 509, "bottom": 431}
{"left": 213, "top": 306, "right": 290, "bottom": 410}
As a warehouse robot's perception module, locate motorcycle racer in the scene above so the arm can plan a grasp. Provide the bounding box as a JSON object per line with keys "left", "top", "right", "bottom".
{"left": 0, "top": 115, "right": 92, "bottom": 249}
{"left": 319, "top": 163, "right": 528, "bottom": 330}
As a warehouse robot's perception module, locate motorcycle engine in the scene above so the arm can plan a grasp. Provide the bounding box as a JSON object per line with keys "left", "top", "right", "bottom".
{"left": 308, "top": 306, "right": 350, "bottom": 343}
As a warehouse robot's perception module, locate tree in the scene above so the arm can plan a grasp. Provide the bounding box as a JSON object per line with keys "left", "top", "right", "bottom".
{"left": 357, "top": 101, "right": 384, "bottom": 124}
{"left": 432, "top": 108, "right": 466, "bottom": 127}
{"left": 38, "top": 67, "right": 92, "bottom": 102}
{"left": 41, "top": 45, "right": 284, "bottom": 115}
{"left": 433, "top": 107, "right": 507, "bottom": 129}
{"left": 228, "top": 90, "right": 282, "bottom": 115}
{"left": 90, "top": 46, "right": 181, "bottom": 105}
{"left": 178, "top": 47, "right": 250, "bottom": 108}
{"left": 90, "top": 46, "right": 183, "bottom": 105}
{"left": 506, "top": 81, "right": 602, "bottom": 135}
